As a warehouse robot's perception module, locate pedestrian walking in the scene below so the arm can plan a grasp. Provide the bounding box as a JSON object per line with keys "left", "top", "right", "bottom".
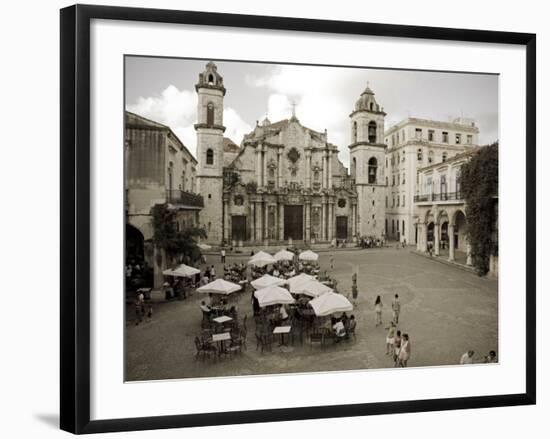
{"left": 385, "top": 321, "right": 396, "bottom": 355}
{"left": 221, "top": 248, "right": 226, "bottom": 264}
{"left": 351, "top": 272, "right": 358, "bottom": 304}
{"left": 398, "top": 333, "right": 411, "bottom": 367}
{"left": 330, "top": 255, "right": 334, "bottom": 270}
{"left": 210, "top": 265, "right": 216, "bottom": 280}
{"left": 393, "top": 330, "right": 402, "bottom": 366}
{"left": 374, "top": 295, "right": 383, "bottom": 326}
{"left": 460, "top": 350, "right": 475, "bottom": 365}
{"left": 392, "top": 293, "right": 401, "bottom": 324}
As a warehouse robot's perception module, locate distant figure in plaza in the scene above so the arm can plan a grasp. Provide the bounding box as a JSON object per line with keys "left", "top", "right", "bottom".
{"left": 134, "top": 299, "right": 143, "bottom": 326}
{"left": 210, "top": 265, "right": 216, "bottom": 280}
{"left": 398, "top": 333, "right": 411, "bottom": 367}
{"left": 221, "top": 248, "right": 226, "bottom": 263}
{"left": 146, "top": 304, "right": 153, "bottom": 322}
{"left": 484, "top": 350, "right": 498, "bottom": 363}
{"left": 330, "top": 255, "right": 334, "bottom": 270}
{"left": 460, "top": 350, "right": 475, "bottom": 365}
{"left": 351, "top": 272, "right": 358, "bottom": 304}
{"left": 385, "top": 321, "right": 396, "bottom": 355}
{"left": 374, "top": 295, "right": 383, "bottom": 326}
{"left": 392, "top": 293, "right": 401, "bottom": 324}
{"left": 393, "top": 330, "right": 402, "bottom": 366}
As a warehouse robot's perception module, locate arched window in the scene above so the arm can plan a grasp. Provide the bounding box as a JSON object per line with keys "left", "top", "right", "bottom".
{"left": 417, "top": 148, "right": 423, "bottom": 161}
{"left": 367, "top": 157, "right": 377, "bottom": 184}
{"left": 368, "top": 121, "right": 377, "bottom": 143}
{"left": 428, "top": 150, "right": 434, "bottom": 164}
{"left": 206, "top": 148, "right": 214, "bottom": 165}
{"left": 208, "top": 74, "right": 214, "bottom": 84}
{"left": 351, "top": 158, "right": 356, "bottom": 180}
{"left": 206, "top": 103, "right": 214, "bottom": 126}
{"left": 370, "top": 102, "right": 374, "bottom": 111}
{"left": 352, "top": 121, "right": 357, "bottom": 143}
{"left": 442, "top": 152, "right": 448, "bottom": 162}
{"left": 167, "top": 162, "right": 174, "bottom": 193}
{"left": 441, "top": 175, "right": 447, "bottom": 196}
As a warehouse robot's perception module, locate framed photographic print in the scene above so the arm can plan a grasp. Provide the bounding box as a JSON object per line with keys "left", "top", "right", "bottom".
{"left": 60, "top": 4, "right": 536, "bottom": 434}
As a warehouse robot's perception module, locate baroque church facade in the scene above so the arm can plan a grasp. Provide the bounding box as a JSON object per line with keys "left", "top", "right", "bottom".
{"left": 195, "top": 62, "right": 387, "bottom": 246}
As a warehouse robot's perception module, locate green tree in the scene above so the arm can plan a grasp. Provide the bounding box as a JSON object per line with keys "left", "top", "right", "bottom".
{"left": 151, "top": 204, "right": 207, "bottom": 266}
{"left": 461, "top": 142, "right": 498, "bottom": 275}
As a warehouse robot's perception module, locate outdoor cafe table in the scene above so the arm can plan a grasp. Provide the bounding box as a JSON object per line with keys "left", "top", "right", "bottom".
{"left": 273, "top": 325, "right": 291, "bottom": 346}
{"left": 213, "top": 315, "right": 233, "bottom": 324}
{"left": 212, "top": 332, "right": 231, "bottom": 355}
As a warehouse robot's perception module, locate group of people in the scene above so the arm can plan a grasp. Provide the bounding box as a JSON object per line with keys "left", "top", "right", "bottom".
{"left": 331, "top": 313, "right": 357, "bottom": 342}
{"left": 223, "top": 262, "right": 247, "bottom": 283}
{"left": 374, "top": 293, "right": 410, "bottom": 367}
{"left": 460, "top": 349, "right": 498, "bottom": 364}
{"left": 358, "top": 236, "right": 385, "bottom": 249}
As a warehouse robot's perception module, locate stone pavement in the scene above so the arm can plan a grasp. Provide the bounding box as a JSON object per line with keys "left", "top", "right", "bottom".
{"left": 125, "top": 247, "right": 498, "bottom": 381}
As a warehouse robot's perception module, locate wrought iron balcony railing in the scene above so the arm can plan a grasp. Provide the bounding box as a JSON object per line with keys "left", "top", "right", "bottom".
{"left": 166, "top": 189, "right": 204, "bottom": 207}
{"left": 414, "top": 191, "right": 463, "bottom": 203}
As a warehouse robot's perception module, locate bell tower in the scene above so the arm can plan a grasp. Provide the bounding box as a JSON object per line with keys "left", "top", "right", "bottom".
{"left": 348, "top": 83, "right": 387, "bottom": 238}
{"left": 195, "top": 61, "right": 226, "bottom": 244}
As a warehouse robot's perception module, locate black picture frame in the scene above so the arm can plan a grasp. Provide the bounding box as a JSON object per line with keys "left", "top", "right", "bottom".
{"left": 60, "top": 4, "right": 536, "bottom": 434}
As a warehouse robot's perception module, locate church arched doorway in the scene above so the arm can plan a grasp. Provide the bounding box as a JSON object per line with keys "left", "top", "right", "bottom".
{"left": 454, "top": 210, "right": 467, "bottom": 250}
{"left": 126, "top": 224, "right": 144, "bottom": 265}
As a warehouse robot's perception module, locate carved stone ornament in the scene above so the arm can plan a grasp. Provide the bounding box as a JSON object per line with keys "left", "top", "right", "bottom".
{"left": 287, "top": 147, "right": 300, "bottom": 163}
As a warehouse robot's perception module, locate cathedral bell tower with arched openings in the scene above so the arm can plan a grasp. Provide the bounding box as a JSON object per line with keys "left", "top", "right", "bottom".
{"left": 195, "top": 61, "right": 226, "bottom": 244}
{"left": 348, "top": 83, "right": 387, "bottom": 238}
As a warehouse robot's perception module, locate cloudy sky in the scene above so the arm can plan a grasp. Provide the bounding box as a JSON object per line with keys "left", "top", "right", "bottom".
{"left": 125, "top": 56, "right": 498, "bottom": 167}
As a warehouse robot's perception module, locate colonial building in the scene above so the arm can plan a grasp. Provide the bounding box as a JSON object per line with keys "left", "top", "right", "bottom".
{"left": 125, "top": 111, "right": 203, "bottom": 285}
{"left": 195, "top": 62, "right": 365, "bottom": 245}
{"left": 383, "top": 117, "right": 479, "bottom": 244}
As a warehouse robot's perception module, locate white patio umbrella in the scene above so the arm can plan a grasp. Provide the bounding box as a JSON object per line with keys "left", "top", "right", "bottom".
{"left": 196, "top": 278, "right": 241, "bottom": 295}
{"left": 294, "top": 279, "right": 333, "bottom": 298}
{"left": 273, "top": 249, "right": 295, "bottom": 261}
{"left": 162, "top": 263, "right": 200, "bottom": 278}
{"left": 287, "top": 273, "right": 315, "bottom": 293}
{"left": 298, "top": 250, "right": 319, "bottom": 261}
{"left": 251, "top": 273, "right": 286, "bottom": 290}
{"left": 309, "top": 292, "right": 353, "bottom": 317}
{"left": 248, "top": 251, "right": 277, "bottom": 267}
{"left": 198, "top": 243, "right": 212, "bottom": 250}
{"left": 254, "top": 286, "right": 295, "bottom": 308}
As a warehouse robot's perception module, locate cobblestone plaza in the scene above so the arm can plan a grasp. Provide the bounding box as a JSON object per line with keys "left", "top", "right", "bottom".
{"left": 125, "top": 248, "right": 498, "bottom": 381}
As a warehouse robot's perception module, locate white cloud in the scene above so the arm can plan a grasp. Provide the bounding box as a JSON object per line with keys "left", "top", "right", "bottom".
{"left": 127, "top": 85, "right": 252, "bottom": 156}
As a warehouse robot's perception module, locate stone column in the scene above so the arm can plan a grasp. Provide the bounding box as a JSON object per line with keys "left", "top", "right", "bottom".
{"left": 327, "top": 201, "right": 334, "bottom": 241}
{"left": 255, "top": 200, "right": 263, "bottom": 243}
{"left": 448, "top": 223, "right": 455, "bottom": 261}
{"left": 279, "top": 203, "right": 285, "bottom": 241}
{"left": 305, "top": 201, "right": 311, "bottom": 241}
{"left": 255, "top": 148, "right": 262, "bottom": 186}
{"left": 322, "top": 153, "right": 327, "bottom": 189}
{"left": 466, "top": 242, "right": 473, "bottom": 266}
{"left": 277, "top": 149, "right": 282, "bottom": 188}
{"left": 416, "top": 224, "right": 421, "bottom": 251}
{"left": 305, "top": 150, "right": 312, "bottom": 189}
{"left": 328, "top": 151, "right": 333, "bottom": 189}
{"left": 434, "top": 222, "right": 440, "bottom": 256}
{"left": 351, "top": 204, "right": 357, "bottom": 238}
{"left": 264, "top": 202, "right": 269, "bottom": 244}
{"left": 251, "top": 201, "right": 256, "bottom": 241}
{"left": 321, "top": 202, "right": 326, "bottom": 241}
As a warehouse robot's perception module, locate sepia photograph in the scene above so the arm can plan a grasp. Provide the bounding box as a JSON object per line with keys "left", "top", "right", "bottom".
{"left": 124, "top": 57, "right": 499, "bottom": 382}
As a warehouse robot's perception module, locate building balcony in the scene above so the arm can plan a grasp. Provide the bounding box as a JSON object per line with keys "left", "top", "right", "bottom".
{"left": 166, "top": 189, "right": 204, "bottom": 208}
{"left": 414, "top": 191, "right": 463, "bottom": 204}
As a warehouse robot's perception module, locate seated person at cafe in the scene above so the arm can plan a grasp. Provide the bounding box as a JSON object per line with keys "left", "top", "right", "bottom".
{"left": 200, "top": 301, "right": 211, "bottom": 314}
{"left": 272, "top": 267, "right": 280, "bottom": 277}
{"left": 279, "top": 304, "right": 288, "bottom": 321}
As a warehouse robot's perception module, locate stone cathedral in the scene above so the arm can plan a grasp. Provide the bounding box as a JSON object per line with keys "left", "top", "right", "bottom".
{"left": 195, "top": 62, "right": 386, "bottom": 245}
